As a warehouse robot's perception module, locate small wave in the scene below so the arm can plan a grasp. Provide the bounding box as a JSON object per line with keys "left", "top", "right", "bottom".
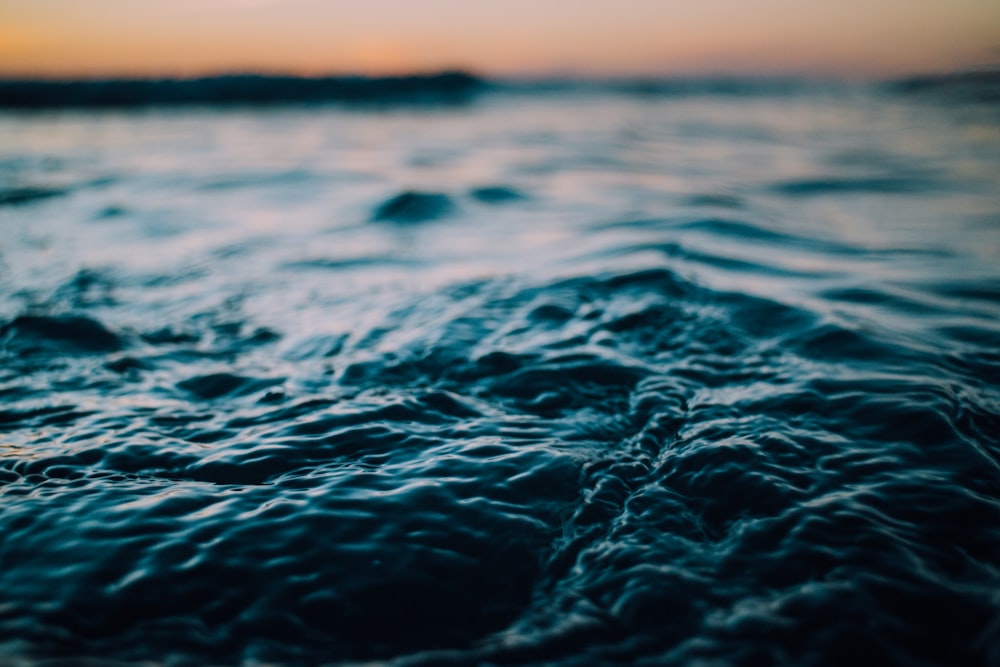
{"left": 372, "top": 190, "right": 456, "bottom": 223}
{"left": 282, "top": 256, "right": 424, "bottom": 271}
{"left": 140, "top": 327, "right": 201, "bottom": 346}
{"left": 0, "top": 404, "right": 95, "bottom": 431}
{"left": 0, "top": 185, "right": 68, "bottom": 207}
{"left": 0, "top": 314, "right": 124, "bottom": 356}
{"left": 683, "top": 193, "right": 744, "bottom": 209}
{"left": 469, "top": 185, "right": 527, "bottom": 204}
{"left": 677, "top": 217, "right": 795, "bottom": 242}
{"left": 176, "top": 373, "right": 284, "bottom": 401}
{"left": 770, "top": 176, "right": 935, "bottom": 197}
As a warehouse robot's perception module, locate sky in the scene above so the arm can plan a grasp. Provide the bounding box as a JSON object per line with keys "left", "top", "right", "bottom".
{"left": 1, "top": 0, "right": 998, "bottom": 79}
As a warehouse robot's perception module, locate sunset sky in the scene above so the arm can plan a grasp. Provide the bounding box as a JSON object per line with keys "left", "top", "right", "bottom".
{"left": 2, "top": 0, "right": 998, "bottom": 79}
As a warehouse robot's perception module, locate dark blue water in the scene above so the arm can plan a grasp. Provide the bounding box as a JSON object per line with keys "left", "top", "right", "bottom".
{"left": 1, "top": 79, "right": 999, "bottom": 666}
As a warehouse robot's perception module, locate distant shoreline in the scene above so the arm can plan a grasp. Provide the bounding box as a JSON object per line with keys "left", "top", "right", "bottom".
{"left": 1, "top": 69, "right": 996, "bottom": 109}
{"left": 0, "top": 71, "right": 485, "bottom": 109}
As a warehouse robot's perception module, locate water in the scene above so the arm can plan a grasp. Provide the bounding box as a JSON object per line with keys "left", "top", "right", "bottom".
{"left": 1, "top": 79, "right": 999, "bottom": 666}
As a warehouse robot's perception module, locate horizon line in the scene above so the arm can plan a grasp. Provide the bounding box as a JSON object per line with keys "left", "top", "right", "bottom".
{"left": 2, "top": 68, "right": 997, "bottom": 110}
{"left": 1, "top": 65, "right": 998, "bottom": 84}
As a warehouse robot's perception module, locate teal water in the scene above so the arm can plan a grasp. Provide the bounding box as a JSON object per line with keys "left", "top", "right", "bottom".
{"left": 1, "top": 80, "right": 999, "bottom": 666}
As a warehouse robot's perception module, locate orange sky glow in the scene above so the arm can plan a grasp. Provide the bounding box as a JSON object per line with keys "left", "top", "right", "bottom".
{"left": 1, "top": 0, "right": 998, "bottom": 79}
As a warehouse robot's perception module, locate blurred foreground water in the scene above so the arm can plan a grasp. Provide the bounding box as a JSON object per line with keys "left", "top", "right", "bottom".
{"left": 1, "top": 77, "right": 999, "bottom": 666}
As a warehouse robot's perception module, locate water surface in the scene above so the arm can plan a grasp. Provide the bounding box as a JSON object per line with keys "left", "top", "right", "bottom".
{"left": 1, "top": 79, "right": 999, "bottom": 666}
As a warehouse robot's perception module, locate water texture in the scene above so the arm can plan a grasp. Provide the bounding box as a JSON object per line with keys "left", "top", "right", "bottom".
{"left": 1, "top": 79, "right": 999, "bottom": 666}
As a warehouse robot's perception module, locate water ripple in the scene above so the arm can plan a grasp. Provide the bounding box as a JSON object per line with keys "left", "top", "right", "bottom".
{"left": 1, "top": 85, "right": 998, "bottom": 666}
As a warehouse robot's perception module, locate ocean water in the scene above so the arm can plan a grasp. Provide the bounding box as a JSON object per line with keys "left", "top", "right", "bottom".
{"left": 1, "top": 78, "right": 999, "bottom": 666}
